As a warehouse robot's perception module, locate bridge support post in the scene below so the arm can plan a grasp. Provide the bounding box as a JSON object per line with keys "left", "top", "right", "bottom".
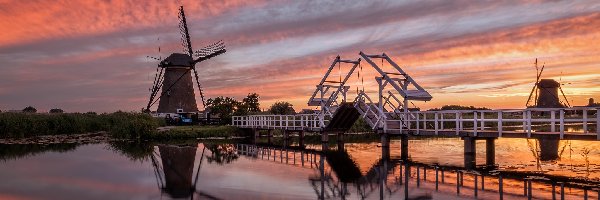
{"left": 267, "top": 130, "right": 273, "bottom": 145}
{"left": 401, "top": 134, "right": 409, "bottom": 160}
{"left": 321, "top": 131, "right": 328, "bottom": 143}
{"left": 253, "top": 129, "right": 260, "bottom": 144}
{"left": 337, "top": 132, "right": 345, "bottom": 151}
{"left": 486, "top": 138, "right": 496, "bottom": 167}
{"left": 299, "top": 131, "right": 305, "bottom": 148}
{"left": 463, "top": 137, "right": 476, "bottom": 170}
{"left": 381, "top": 132, "right": 390, "bottom": 160}
{"left": 283, "top": 130, "right": 289, "bottom": 147}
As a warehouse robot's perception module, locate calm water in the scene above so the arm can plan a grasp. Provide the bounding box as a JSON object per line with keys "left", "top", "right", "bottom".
{"left": 1, "top": 136, "right": 599, "bottom": 199}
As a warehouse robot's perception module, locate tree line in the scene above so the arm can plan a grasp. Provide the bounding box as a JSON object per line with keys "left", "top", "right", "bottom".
{"left": 205, "top": 93, "right": 296, "bottom": 123}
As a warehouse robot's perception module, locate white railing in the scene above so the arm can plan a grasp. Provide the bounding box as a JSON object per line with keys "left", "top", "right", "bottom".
{"left": 354, "top": 91, "right": 387, "bottom": 130}
{"left": 232, "top": 114, "right": 326, "bottom": 130}
{"left": 386, "top": 107, "right": 600, "bottom": 139}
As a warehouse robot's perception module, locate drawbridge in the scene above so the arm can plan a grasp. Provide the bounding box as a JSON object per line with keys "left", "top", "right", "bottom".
{"left": 233, "top": 51, "right": 600, "bottom": 140}
{"left": 233, "top": 51, "right": 432, "bottom": 134}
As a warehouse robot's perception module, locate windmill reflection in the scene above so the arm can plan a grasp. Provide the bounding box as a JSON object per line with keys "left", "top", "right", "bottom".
{"left": 150, "top": 143, "right": 235, "bottom": 200}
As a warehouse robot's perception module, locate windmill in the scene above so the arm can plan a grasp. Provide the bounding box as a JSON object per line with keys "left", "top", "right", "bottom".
{"left": 145, "top": 5, "right": 226, "bottom": 115}
{"left": 525, "top": 59, "right": 570, "bottom": 108}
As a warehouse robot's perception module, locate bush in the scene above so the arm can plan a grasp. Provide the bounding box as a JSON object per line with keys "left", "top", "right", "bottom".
{"left": 22, "top": 106, "right": 37, "bottom": 113}
{"left": 49, "top": 108, "right": 64, "bottom": 114}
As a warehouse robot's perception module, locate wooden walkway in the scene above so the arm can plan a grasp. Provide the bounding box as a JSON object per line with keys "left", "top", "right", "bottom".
{"left": 232, "top": 107, "right": 599, "bottom": 140}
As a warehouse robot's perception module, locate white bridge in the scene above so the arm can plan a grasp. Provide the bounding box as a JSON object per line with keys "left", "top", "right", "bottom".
{"left": 232, "top": 52, "right": 600, "bottom": 140}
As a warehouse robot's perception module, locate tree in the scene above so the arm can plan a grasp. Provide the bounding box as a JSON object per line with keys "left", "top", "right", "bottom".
{"left": 268, "top": 101, "right": 295, "bottom": 115}
{"left": 428, "top": 105, "right": 490, "bottom": 111}
{"left": 22, "top": 106, "right": 37, "bottom": 113}
{"left": 206, "top": 96, "right": 240, "bottom": 124}
{"left": 242, "top": 93, "right": 260, "bottom": 113}
{"left": 49, "top": 108, "right": 64, "bottom": 114}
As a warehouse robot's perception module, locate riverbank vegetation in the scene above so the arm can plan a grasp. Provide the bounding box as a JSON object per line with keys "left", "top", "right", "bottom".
{"left": 0, "top": 112, "right": 162, "bottom": 139}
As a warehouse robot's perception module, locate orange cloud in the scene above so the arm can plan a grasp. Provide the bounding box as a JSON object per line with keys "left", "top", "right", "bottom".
{"left": 0, "top": 0, "right": 267, "bottom": 48}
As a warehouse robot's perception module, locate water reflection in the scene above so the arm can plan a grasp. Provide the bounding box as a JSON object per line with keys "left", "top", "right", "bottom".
{"left": 205, "top": 144, "right": 239, "bottom": 165}
{"left": 0, "top": 143, "right": 79, "bottom": 161}
{"left": 236, "top": 139, "right": 600, "bottom": 199}
{"left": 1, "top": 137, "right": 600, "bottom": 199}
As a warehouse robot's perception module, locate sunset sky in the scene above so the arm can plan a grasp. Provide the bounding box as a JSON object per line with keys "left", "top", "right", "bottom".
{"left": 1, "top": 0, "right": 599, "bottom": 112}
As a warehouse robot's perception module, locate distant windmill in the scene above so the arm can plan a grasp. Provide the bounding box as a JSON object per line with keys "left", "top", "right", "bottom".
{"left": 145, "top": 5, "right": 226, "bottom": 114}
{"left": 525, "top": 59, "right": 570, "bottom": 108}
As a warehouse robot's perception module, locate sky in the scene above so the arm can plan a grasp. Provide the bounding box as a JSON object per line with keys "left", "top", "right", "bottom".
{"left": 1, "top": 0, "right": 599, "bottom": 113}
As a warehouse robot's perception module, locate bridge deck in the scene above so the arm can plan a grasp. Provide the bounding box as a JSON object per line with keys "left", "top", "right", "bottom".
{"left": 233, "top": 107, "right": 599, "bottom": 140}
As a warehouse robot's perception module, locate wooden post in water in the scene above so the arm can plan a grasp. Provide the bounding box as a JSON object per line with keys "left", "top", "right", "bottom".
{"left": 464, "top": 137, "right": 476, "bottom": 170}
{"left": 337, "top": 132, "right": 345, "bottom": 151}
{"left": 456, "top": 171, "right": 461, "bottom": 195}
{"left": 523, "top": 180, "right": 527, "bottom": 196}
{"left": 299, "top": 131, "right": 305, "bottom": 148}
{"left": 381, "top": 133, "right": 390, "bottom": 160}
{"left": 404, "top": 163, "right": 410, "bottom": 200}
{"left": 474, "top": 174, "right": 478, "bottom": 197}
{"left": 499, "top": 175, "right": 504, "bottom": 200}
{"left": 321, "top": 131, "right": 328, "bottom": 143}
{"left": 268, "top": 130, "right": 273, "bottom": 144}
{"left": 416, "top": 166, "right": 420, "bottom": 187}
{"left": 528, "top": 179, "right": 532, "bottom": 200}
{"left": 441, "top": 169, "right": 445, "bottom": 183}
{"left": 481, "top": 175, "right": 485, "bottom": 190}
{"left": 435, "top": 167, "right": 439, "bottom": 191}
{"left": 560, "top": 182, "right": 565, "bottom": 200}
{"left": 401, "top": 134, "right": 409, "bottom": 160}
{"left": 283, "top": 130, "right": 289, "bottom": 147}
{"left": 486, "top": 138, "right": 496, "bottom": 166}
{"left": 552, "top": 182, "right": 556, "bottom": 200}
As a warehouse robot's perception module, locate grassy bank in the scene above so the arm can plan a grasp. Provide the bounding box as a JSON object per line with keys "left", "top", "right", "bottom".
{"left": 0, "top": 112, "right": 162, "bottom": 139}
{"left": 149, "top": 126, "right": 243, "bottom": 139}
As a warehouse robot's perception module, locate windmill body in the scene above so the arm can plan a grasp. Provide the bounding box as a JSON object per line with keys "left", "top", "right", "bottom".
{"left": 536, "top": 79, "right": 564, "bottom": 108}
{"left": 156, "top": 53, "right": 198, "bottom": 114}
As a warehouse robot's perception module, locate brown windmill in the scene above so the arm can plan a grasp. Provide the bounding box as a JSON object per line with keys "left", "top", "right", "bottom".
{"left": 145, "top": 5, "right": 226, "bottom": 115}
{"left": 525, "top": 59, "right": 570, "bottom": 108}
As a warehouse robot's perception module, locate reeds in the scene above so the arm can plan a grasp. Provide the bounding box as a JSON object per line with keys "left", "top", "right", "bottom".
{"left": 0, "top": 112, "right": 160, "bottom": 139}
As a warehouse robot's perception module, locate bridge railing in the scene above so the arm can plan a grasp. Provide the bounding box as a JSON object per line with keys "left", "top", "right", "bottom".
{"left": 385, "top": 107, "right": 599, "bottom": 139}
{"left": 232, "top": 114, "right": 325, "bottom": 130}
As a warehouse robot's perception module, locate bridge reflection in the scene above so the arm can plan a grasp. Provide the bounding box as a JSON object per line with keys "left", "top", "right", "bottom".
{"left": 235, "top": 142, "right": 600, "bottom": 200}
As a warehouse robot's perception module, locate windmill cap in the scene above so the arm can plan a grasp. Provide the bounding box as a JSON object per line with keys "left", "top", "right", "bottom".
{"left": 538, "top": 79, "right": 560, "bottom": 88}
{"left": 161, "top": 53, "right": 193, "bottom": 67}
